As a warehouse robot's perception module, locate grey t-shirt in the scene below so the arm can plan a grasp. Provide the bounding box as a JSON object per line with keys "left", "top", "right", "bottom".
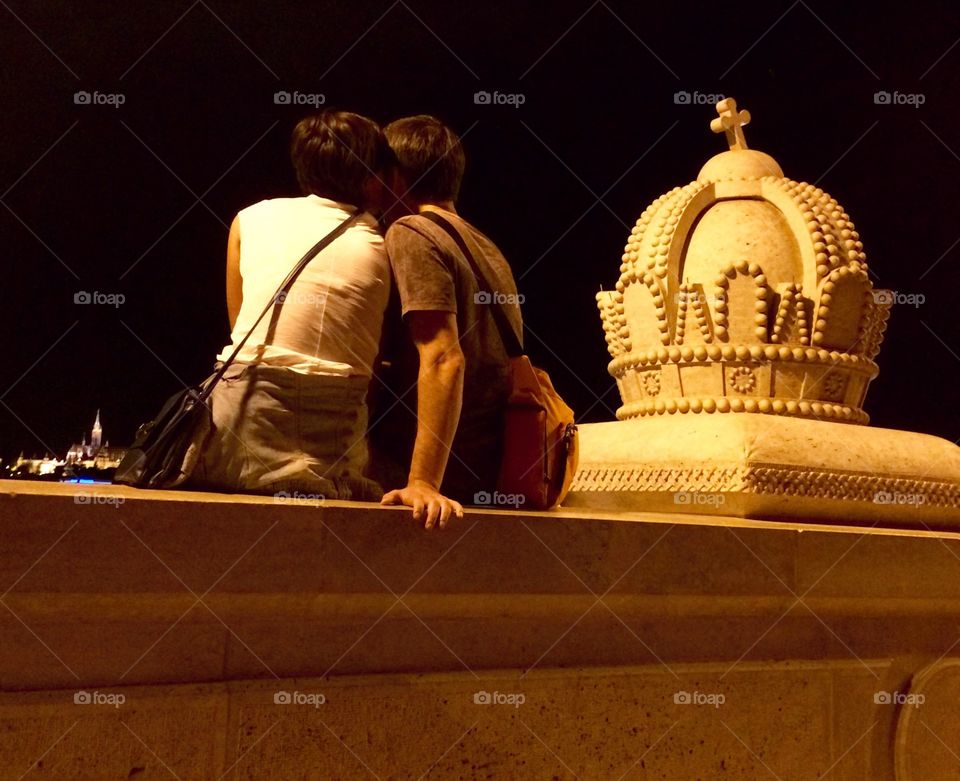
{"left": 376, "top": 210, "right": 523, "bottom": 501}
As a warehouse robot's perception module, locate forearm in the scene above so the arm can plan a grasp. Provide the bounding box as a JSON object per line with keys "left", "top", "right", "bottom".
{"left": 383, "top": 310, "right": 466, "bottom": 526}
{"left": 408, "top": 360, "right": 464, "bottom": 488}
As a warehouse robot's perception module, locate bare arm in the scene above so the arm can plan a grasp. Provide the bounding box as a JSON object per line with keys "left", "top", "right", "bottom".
{"left": 380, "top": 310, "right": 466, "bottom": 529}
{"left": 226, "top": 215, "right": 242, "bottom": 330}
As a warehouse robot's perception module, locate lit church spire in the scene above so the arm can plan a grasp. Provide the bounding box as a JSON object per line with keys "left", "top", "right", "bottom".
{"left": 91, "top": 410, "right": 102, "bottom": 452}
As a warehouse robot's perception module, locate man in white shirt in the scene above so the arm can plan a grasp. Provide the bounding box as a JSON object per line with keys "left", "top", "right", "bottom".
{"left": 190, "top": 111, "right": 392, "bottom": 500}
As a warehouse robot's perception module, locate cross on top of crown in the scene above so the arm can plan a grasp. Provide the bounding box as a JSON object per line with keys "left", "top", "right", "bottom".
{"left": 710, "top": 98, "right": 751, "bottom": 151}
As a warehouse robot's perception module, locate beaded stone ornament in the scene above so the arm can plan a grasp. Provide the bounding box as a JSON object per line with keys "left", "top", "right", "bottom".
{"left": 597, "top": 98, "right": 892, "bottom": 424}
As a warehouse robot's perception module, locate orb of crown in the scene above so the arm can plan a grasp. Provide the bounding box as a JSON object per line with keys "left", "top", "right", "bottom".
{"left": 597, "top": 98, "right": 893, "bottom": 424}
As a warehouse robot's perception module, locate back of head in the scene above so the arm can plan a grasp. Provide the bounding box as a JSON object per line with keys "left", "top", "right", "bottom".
{"left": 384, "top": 115, "right": 465, "bottom": 204}
{"left": 290, "top": 110, "right": 390, "bottom": 208}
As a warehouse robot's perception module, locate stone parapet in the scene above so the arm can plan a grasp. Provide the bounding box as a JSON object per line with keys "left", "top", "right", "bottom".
{"left": 1, "top": 480, "right": 957, "bottom": 778}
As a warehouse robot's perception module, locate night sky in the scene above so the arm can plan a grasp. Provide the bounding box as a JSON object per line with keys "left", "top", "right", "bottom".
{"left": 2, "top": 0, "right": 958, "bottom": 462}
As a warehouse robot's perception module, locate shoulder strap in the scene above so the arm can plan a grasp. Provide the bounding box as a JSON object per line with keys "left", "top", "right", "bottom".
{"left": 418, "top": 210, "right": 523, "bottom": 358}
{"left": 199, "top": 209, "right": 361, "bottom": 402}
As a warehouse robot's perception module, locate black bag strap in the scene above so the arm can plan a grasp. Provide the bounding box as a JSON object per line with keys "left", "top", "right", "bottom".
{"left": 419, "top": 210, "right": 523, "bottom": 358}
{"left": 199, "top": 209, "right": 362, "bottom": 402}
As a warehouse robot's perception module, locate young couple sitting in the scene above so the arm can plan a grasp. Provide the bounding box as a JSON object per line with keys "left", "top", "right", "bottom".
{"left": 187, "top": 110, "right": 523, "bottom": 530}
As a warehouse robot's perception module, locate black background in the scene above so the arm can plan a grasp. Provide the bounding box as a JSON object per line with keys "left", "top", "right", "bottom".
{"left": 2, "top": 0, "right": 958, "bottom": 461}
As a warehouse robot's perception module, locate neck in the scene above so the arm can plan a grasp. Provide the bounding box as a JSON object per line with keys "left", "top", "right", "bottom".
{"left": 418, "top": 201, "right": 457, "bottom": 215}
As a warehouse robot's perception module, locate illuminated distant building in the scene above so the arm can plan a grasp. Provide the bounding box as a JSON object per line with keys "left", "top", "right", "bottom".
{"left": 7, "top": 410, "right": 126, "bottom": 480}
{"left": 11, "top": 452, "right": 64, "bottom": 476}
{"left": 64, "top": 410, "right": 125, "bottom": 470}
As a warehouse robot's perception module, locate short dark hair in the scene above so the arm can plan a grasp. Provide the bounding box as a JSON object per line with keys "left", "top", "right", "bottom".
{"left": 384, "top": 115, "right": 465, "bottom": 204}
{"left": 290, "top": 110, "right": 390, "bottom": 206}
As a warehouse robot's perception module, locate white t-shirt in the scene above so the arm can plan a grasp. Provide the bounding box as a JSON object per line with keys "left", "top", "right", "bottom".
{"left": 217, "top": 195, "right": 390, "bottom": 377}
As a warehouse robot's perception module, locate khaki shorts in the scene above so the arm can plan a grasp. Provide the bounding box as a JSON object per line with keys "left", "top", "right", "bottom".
{"left": 190, "top": 362, "right": 382, "bottom": 501}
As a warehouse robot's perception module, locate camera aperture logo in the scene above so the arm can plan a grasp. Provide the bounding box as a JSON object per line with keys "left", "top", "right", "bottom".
{"left": 673, "top": 690, "right": 725, "bottom": 708}
{"left": 275, "top": 289, "right": 328, "bottom": 307}
{"left": 474, "top": 290, "right": 525, "bottom": 306}
{"left": 74, "top": 492, "right": 125, "bottom": 508}
{"left": 474, "top": 90, "right": 526, "bottom": 108}
{"left": 274, "top": 690, "right": 326, "bottom": 708}
{"left": 675, "top": 290, "right": 726, "bottom": 307}
{"left": 274, "top": 90, "right": 326, "bottom": 107}
{"left": 873, "top": 90, "right": 925, "bottom": 108}
{"left": 674, "top": 491, "right": 725, "bottom": 507}
{"left": 674, "top": 91, "right": 724, "bottom": 106}
{"left": 74, "top": 291, "right": 126, "bottom": 309}
{"left": 74, "top": 690, "right": 125, "bottom": 708}
{"left": 473, "top": 490, "right": 526, "bottom": 508}
{"left": 874, "top": 690, "right": 924, "bottom": 708}
{"left": 74, "top": 90, "right": 126, "bottom": 108}
{"left": 871, "top": 290, "right": 924, "bottom": 308}
{"left": 873, "top": 491, "right": 925, "bottom": 507}
{"left": 473, "top": 690, "right": 525, "bottom": 708}
{"left": 273, "top": 490, "right": 326, "bottom": 506}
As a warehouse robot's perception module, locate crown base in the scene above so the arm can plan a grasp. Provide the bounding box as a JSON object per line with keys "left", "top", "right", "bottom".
{"left": 609, "top": 352, "right": 878, "bottom": 425}
{"left": 566, "top": 414, "right": 960, "bottom": 528}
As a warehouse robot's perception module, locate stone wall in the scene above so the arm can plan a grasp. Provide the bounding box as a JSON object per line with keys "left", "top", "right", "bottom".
{"left": 1, "top": 480, "right": 957, "bottom": 779}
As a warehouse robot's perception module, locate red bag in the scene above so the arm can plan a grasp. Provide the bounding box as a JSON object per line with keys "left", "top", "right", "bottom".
{"left": 498, "top": 355, "right": 579, "bottom": 509}
{"left": 421, "top": 212, "right": 578, "bottom": 509}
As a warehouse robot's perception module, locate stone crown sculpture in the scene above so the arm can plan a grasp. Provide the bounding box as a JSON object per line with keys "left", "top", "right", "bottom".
{"left": 597, "top": 98, "right": 892, "bottom": 424}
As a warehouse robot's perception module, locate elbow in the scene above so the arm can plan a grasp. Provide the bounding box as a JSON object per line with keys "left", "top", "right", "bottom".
{"left": 442, "top": 346, "right": 466, "bottom": 375}
{"left": 424, "top": 346, "right": 465, "bottom": 379}
{"left": 443, "top": 348, "right": 466, "bottom": 374}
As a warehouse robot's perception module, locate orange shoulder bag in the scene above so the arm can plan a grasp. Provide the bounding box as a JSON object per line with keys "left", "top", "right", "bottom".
{"left": 421, "top": 212, "right": 578, "bottom": 509}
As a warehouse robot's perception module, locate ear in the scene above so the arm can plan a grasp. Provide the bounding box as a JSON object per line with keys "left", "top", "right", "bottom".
{"left": 389, "top": 168, "right": 411, "bottom": 200}
{"left": 361, "top": 175, "right": 385, "bottom": 213}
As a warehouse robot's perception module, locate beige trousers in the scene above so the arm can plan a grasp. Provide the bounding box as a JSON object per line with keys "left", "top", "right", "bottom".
{"left": 189, "top": 362, "right": 382, "bottom": 501}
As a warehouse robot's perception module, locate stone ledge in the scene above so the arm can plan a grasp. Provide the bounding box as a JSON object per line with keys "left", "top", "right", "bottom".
{"left": 2, "top": 479, "right": 960, "bottom": 692}
{"left": 2, "top": 480, "right": 959, "bottom": 778}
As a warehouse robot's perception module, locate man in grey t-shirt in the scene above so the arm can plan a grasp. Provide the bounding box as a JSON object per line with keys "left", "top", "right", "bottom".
{"left": 374, "top": 115, "right": 523, "bottom": 529}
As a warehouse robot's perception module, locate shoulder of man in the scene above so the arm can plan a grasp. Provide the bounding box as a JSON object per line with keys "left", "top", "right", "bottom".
{"left": 387, "top": 212, "right": 496, "bottom": 259}
{"left": 386, "top": 213, "right": 446, "bottom": 242}
{"left": 385, "top": 215, "right": 454, "bottom": 265}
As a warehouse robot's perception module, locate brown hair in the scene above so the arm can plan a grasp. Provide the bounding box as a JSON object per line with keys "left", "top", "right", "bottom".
{"left": 290, "top": 110, "right": 391, "bottom": 206}
{"left": 384, "top": 115, "right": 465, "bottom": 204}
